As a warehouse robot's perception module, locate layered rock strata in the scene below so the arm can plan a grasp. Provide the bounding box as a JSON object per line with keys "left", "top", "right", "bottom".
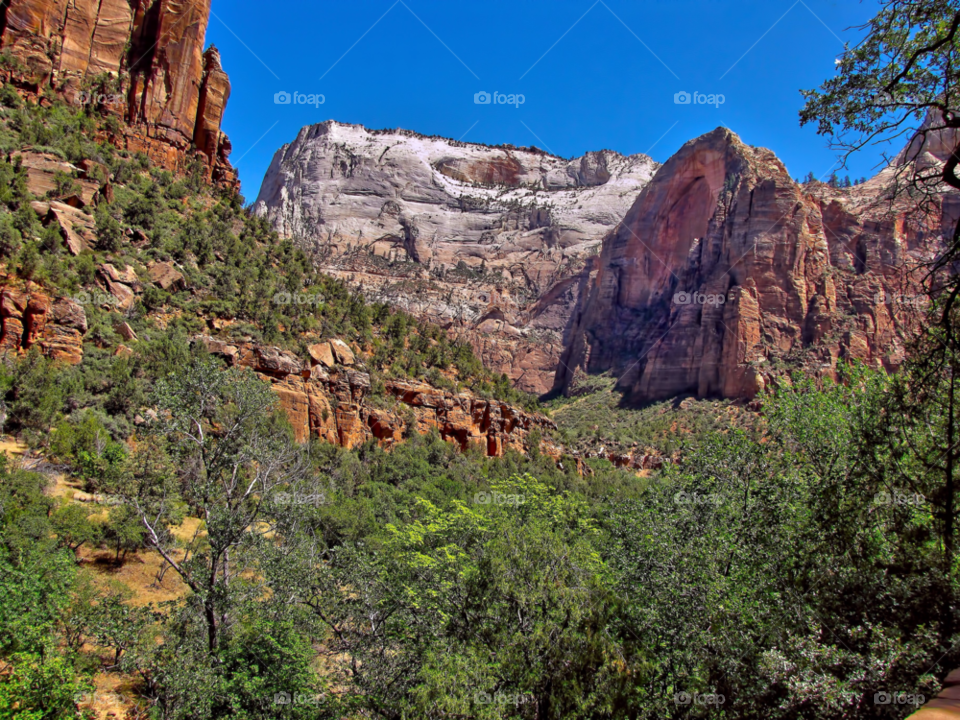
{"left": 554, "top": 128, "right": 943, "bottom": 403}
{"left": 253, "top": 121, "right": 659, "bottom": 394}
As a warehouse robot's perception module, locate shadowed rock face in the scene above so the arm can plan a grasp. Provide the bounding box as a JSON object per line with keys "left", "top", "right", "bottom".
{"left": 253, "top": 121, "right": 659, "bottom": 395}
{"left": 554, "top": 127, "right": 944, "bottom": 402}
{"left": 0, "top": 0, "right": 236, "bottom": 188}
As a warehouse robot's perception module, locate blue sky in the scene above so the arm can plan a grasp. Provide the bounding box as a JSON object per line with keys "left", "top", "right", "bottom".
{"left": 205, "top": 0, "right": 885, "bottom": 203}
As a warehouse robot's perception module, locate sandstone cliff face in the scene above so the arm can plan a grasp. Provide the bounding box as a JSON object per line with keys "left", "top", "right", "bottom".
{"left": 0, "top": 285, "right": 87, "bottom": 365}
{"left": 194, "top": 335, "right": 556, "bottom": 457}
{"left": 0, "top": 0, "right": 236, "bottom": 187}
{"left": 555, "top": 128, "right": 940, "bottom": 403}
{"left": 253, "top": 121, "right": 658, "bottom": 394}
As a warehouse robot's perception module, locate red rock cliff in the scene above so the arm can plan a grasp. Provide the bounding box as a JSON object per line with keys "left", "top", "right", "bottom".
{"left": 194, "top": 335, "right": 557, "bottom": 458}
{"left": 0, "top": 0, "right": 236, "bottom": 188}
{"left": 0, "top": 284, "right": 87, "bottom": 365}
{"left": 555, "top": 128, "right": 943, "bottom": 402}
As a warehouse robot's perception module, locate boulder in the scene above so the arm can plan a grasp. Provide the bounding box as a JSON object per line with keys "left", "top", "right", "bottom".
{"left": 237, "top": 345, "right": 302, "bottom": 377}
{"left": 102, "top": 278, "right": 134, "bottom": 310}
{"left": 95, "top": 264, "right": 137, "bottom": 310}
{"left": 100, "top": 263, "right": 140, "bottom": 288}
{"left": 148, "top": 262, "right": 185, "bottom": 292}
{"left": 113, "top": 321, "right": 137, "bottom": 342}
{"left": 51, "top": 297, "right": 87, "bottom": 333}
{"left": 307, "top": 342, "right": 335, "bottom": 368}
{"left": 40, "top": 325, "right": 84, "bottom": 364}
{"left": 10, "top": 151, "right": 78, "bottom": 198}
{"left": 329, "top": 338, "right": 355, "bottom": 366}
{"left": 0, "top": 287, "right": 86, "bottom": 364}
{"left": 49, "top": 202, "right": 96, "bottom": 255}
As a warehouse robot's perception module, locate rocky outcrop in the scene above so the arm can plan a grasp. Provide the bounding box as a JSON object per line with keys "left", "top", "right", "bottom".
{"left": 194, "top": 47, "right": 232, "bottom": 185}
{"left": 96, "top": 262, "right": 140, "bottom": 310}
{"left": 194, "top": 335, "right": 556, "bottom": 456}
{"left": 0, "top": 0, "right": 236, "bottom": 188}
{"left": 147, "top": 261, "right": 185, "bottom": 291}
{"left": 253, "top": 121, "right": 658, "bottom": 394}
{"left": 0, "top": 285, "right": 87, "bottom": 364}
{"left": 555, "top": 128, "right": 941, "bottom": 403}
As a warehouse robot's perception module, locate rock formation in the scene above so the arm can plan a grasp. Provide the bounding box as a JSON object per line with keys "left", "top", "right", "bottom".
{"left": 554, "top": 127, "right": 943, "bottom": 403}
{"left": 0, "top": 284, "right": 87, "bottom": 365}
{"left": 253, "top": 121, "right": 658, "bottom": 394}
{"left": 0, "top": 0, "right": 236, "bottom": 188}
{"left": 194, "top": 335, "right": 556, "bottom": 457}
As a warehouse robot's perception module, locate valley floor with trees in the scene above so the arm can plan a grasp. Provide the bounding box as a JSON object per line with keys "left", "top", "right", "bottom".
{"left": 4, "top": 0, "right": 960, "bottom": 718}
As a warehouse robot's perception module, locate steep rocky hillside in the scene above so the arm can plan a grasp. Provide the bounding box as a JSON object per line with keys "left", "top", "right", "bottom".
{"left": 0, "top": 0, "right": 235, "bottom": 187}
{"left": 253, "top": 120, "right": 658, "bottom": 394}
{"left": 554, "top": 127, "right": 947, "bottom": 403}
{"left": 0, "top": 2, "right": 554, "bottom": 462}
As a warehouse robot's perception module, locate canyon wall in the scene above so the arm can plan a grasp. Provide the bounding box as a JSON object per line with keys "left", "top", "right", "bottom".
{"left": 554, "top": 128, "right": 944, "bottom": 403}
{"left": 253, "top": 121, "right": 658, "bottom": 395}
{"left": 0, "top": 0, "right": 236, "bottom": 187}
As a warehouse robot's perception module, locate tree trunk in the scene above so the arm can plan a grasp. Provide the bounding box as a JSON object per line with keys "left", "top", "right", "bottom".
{"left": 945, "top": 366, "right": 957, "bottom": 644}
{"left": 205, "top": 600, "right": 218, "bottom": 653}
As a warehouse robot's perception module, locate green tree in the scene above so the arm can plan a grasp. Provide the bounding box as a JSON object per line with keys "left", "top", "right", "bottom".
{"left": 51, "top": 502, "right": 100, "bottom": 555}
{"left": 0, "top": 652, "right": 92, "bottom": 720}
{"left": 800, "top": 0, "right": 960, "bottom": 321}
{"left": 118, "top": 358, "right": 308, "bottom": 653}
{"left": 0, "top": 212, "right": 22, "bottom": 256}
{"left": 7, "top": 350, "right": 66, "bottom": 438}
{"left": 87, "top": 591, "right": 155, "bottom": 668}
{"left": 860, "top": 315, "right": 960, "bottom": 646}
{"left": 608, "top": 370, "right": 946, "bottom": 719}
{"left": 94, "top": 200, "right": 122, "bottom": 252}
{"left": 103, "top": 503, "right": 145, "bottom": 563}
{"left": 0, "top": 453, "right": 94, "bottom": 719}
{"left": 279, "top": 473, "right": 621, "bottom": 719}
